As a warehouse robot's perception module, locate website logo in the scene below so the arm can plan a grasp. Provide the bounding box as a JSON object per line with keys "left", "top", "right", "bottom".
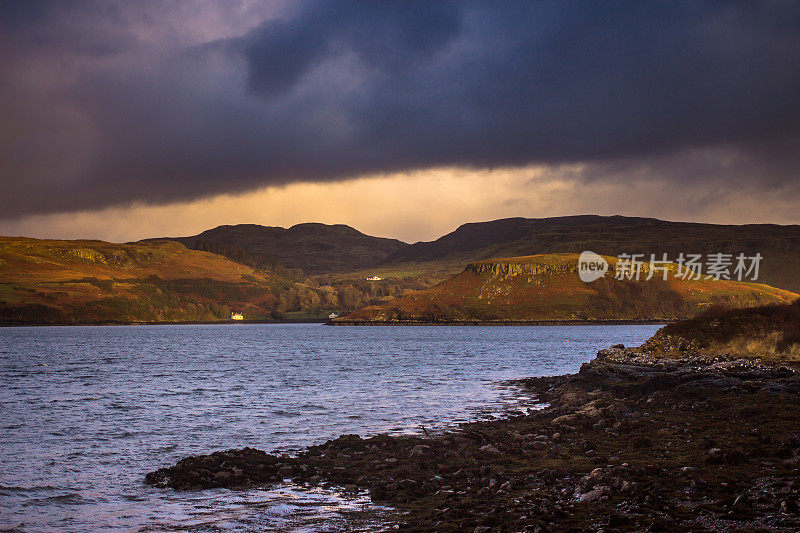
{"left": 578, "top": 251, "right": 608, "bottom": 282}
{"left": 577, "top": 251, "right": 762, "bottom": 283}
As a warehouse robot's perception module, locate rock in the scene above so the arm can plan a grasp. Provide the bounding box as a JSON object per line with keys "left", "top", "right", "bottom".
{"left": 551, "top": 414, "right": 580, "bottom": 427}
{"left": 577, "top": 404, "right": 604, "bottom": 421}
{"left": 781, "top": 499, "right": 798, "bottom": 514}
{"left": 479, "top": 444, "right": 501, "bottom": 454}
{"left": 611, "top": 344, "right": 625, "bottom": 349}
{"left": 213, "top": 471, "right": 232, "bottom": 481}
{"left": 410, "top": 445, "right": 433, "bottom": 458}
{"left": 705, "top": 448, "right": 724, "bottom": 464}
{"left": 399, "top": 479, "right": 418, "bottom": 490}
{"left": 732, "top": 494, "right": 750, "bottom": 509}
{"left": 578, "top": 485, "right": 611, "bottom": 503}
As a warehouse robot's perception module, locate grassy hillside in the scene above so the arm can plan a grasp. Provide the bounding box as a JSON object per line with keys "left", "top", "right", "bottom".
{"left": 642, "top": 300, "right": 800, "bottom": 364}
{"left": 164, "top": 223, "right": 407, "bottom": 275}
{"left": 337, "top": 254, "right": 798, "bottom": 324}
{"left": 0, "top": 237, "right": 288, "bottom": 324}
{"left": 381, "top": 216, "right": 800, "bottom": 294}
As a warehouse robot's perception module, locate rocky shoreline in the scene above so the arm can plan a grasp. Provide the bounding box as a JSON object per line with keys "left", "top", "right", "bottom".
{"left": 146, "top": 345, "right": 800, "bottom": 531}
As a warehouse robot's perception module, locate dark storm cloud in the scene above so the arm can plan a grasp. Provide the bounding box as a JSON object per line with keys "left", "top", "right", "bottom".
{"left": 2, "top": 0, "right": 799, "bottom": 218}
{"left": 241, "top": 2, "right": 462, "bottom": 97}
{"left": 0, "top": 0, "right": 46, "bottom": 27}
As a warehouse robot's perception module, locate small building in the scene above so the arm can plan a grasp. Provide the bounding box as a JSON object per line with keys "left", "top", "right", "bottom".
{"left": 328, "top": 312, "right": 339, "bottom": 320}
{"left": 366, "top": 275, "right": 383, "bottom": 281}
{"left": 231, "top": 312, "right": 244, "bottom": 321}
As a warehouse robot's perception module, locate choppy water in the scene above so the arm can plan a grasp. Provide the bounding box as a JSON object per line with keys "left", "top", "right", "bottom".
{"left": 0, "top": 323, "right": 661, "bottom": 532}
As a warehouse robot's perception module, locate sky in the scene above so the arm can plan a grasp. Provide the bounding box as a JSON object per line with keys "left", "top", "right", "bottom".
{"left": 1, "top": 1, "right": 799, "bottom": 244}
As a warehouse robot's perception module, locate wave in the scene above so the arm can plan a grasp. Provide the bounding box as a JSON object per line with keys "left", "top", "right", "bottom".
{"left": 0, "top": 484, "right": 64, "bottom": 493}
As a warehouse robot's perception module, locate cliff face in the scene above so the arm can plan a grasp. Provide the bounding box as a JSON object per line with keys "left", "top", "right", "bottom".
{"left": 0, "top": 239, "right": 163, "bottom": 269}
{"left": 338, "top": 254, "right": 798, "bottom": 324}
{"left": 465, "top": 258, "right": 577, "bottom": 278}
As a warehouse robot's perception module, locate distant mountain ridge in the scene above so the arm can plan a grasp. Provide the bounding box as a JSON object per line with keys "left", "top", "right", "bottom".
{"left": 163, "top": 223, "right": 406, "bottom": 275}
{"left": 156, "top": 216, "right": 800, "bottom": 293}
{"left": 4, "top": 215, "right": 800, "bottom": 324}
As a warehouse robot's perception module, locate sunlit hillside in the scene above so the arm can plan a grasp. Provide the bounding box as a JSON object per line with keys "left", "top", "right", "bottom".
{"left": 338, "top": 254, "right": 798, "bottom": 323}
{"left": 0, "top": 237, "right": 283, "bottom": 324}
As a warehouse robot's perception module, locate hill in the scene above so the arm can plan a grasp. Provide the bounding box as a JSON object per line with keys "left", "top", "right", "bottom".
{"left": 380, "top": 216, "right": 800, "bottom": 293}
{"left": 163, "top": 223, "right": 406, "bottom": 275}
{"left": 336, "top": 254, "right": 797, "bottom": 324}
{"left": 0, "top": 237, "right": 290, "bottom": 324}
{"left": 639, "top": 300, "right": 800, "bottom": 364}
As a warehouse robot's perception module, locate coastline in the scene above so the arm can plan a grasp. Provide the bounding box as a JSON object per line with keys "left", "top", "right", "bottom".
{"left": 329, "top": 319, "right": 672, "bottom": 326}
{"left": 0, "top": 318, "right": 669, "bottom": 328}
{"left": 145, "top": 345, "right": 800, "bottom": 531}
{"left": 0, "top": 319, "right": 327, "bottom": 328}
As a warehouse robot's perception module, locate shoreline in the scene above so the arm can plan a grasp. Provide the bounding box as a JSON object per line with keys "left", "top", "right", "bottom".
{"left": 1, "top": 319, "right": 669, "bottom": 328}
{"left": 145, "top": 347, "right": 800, "bottom": 531}
{"left": 0, "top": 319, "right": 328, "bottom": 328}
{"left": 329, "top": 319, "right": 671, "bottom": 326}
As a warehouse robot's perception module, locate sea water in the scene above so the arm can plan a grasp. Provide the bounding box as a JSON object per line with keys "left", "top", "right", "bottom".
{"left": 0, "top": 323, "right": 661, "bottom": 532}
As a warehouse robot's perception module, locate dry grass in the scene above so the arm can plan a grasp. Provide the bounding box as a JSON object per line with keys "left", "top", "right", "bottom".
{"left": 655, "top": 300, "right": 800, "bottom": 363}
